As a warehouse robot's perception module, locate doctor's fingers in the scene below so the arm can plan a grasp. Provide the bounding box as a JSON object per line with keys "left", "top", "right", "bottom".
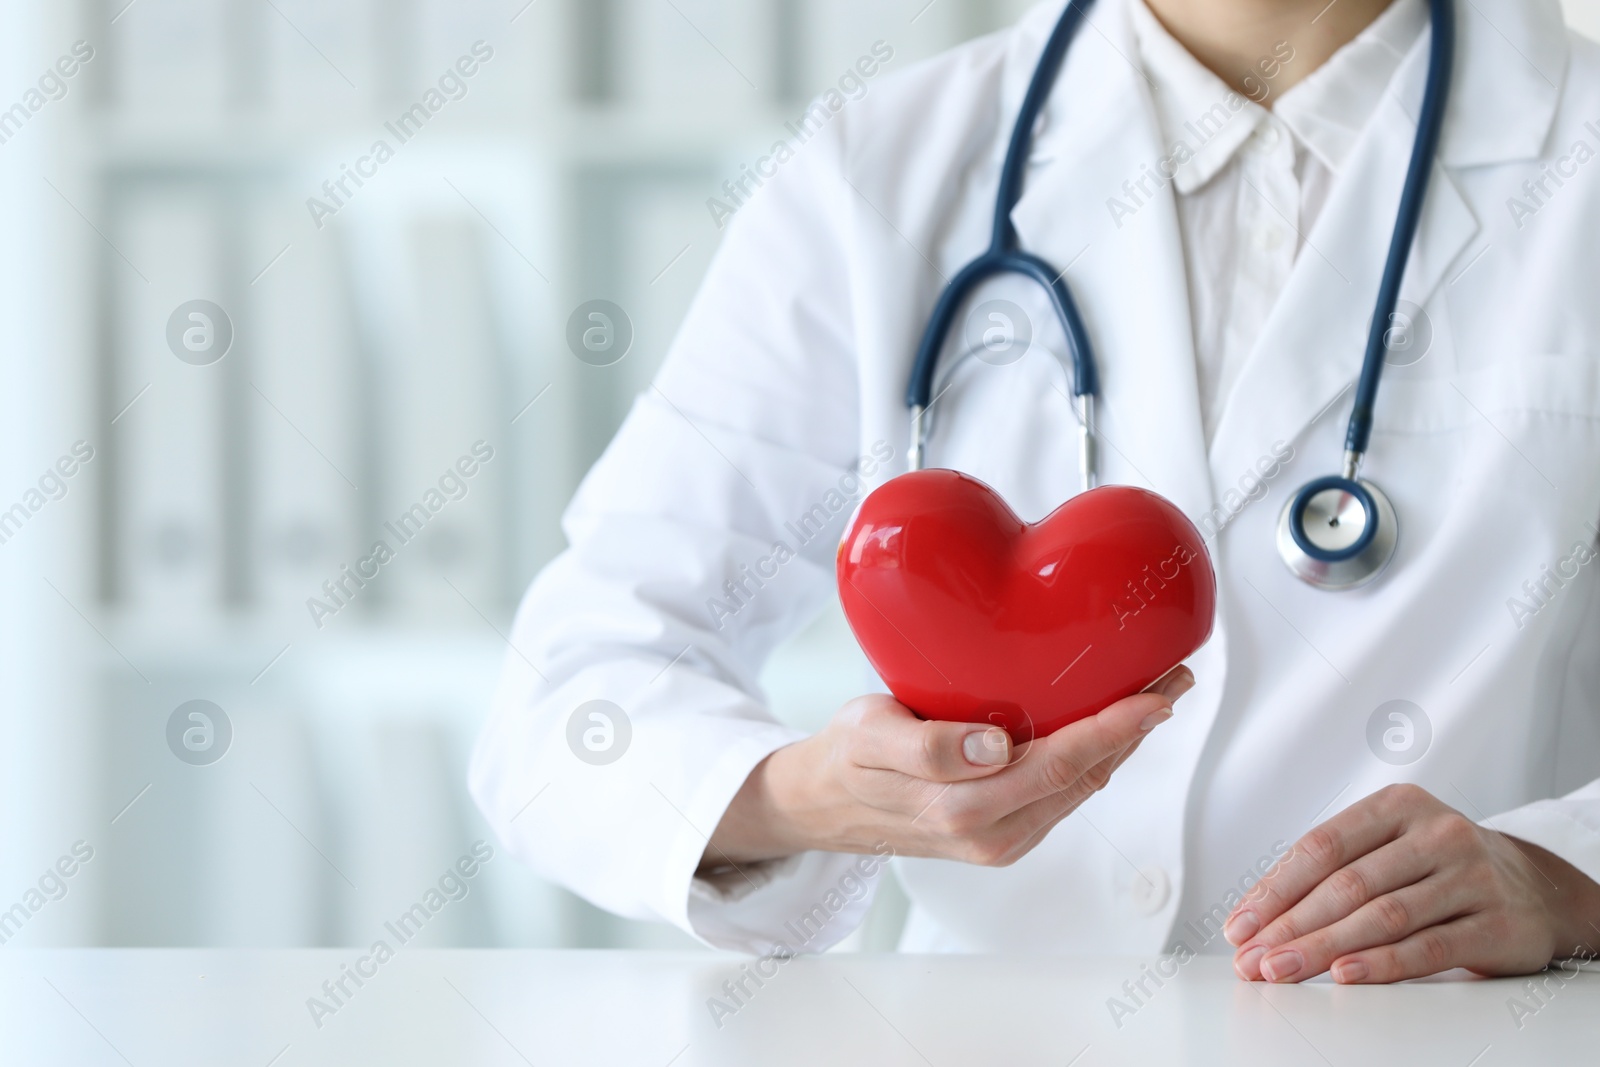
{"left": 1225, "top": 784, "right": 1443, "bottom": 942}
{"left": 1243, "top": 875, "right": 1475, "bottom": 984}
{"left": 1331, "top": 913, "right": 1539, "bottom": 984}
{"left": 986, "top": 740, "right": 1149, "bottom": 861}
{"left": 1144, "top": 664, "right": 1196, "bottom": 700}
{"left": 996, "top": 690, "right": 1174, "bottom": 810}
{"left": 848, "top": 698, "right": 1014, "bottom": 783}
{"left": 999, "top": 666, "right": 1186, "bottom": 804}
{"left": 1230, "top": 836, "right": 1440, "bottom": 966}
{"left": 930, "top": 710, "right": 1158, "bottom": 860}
{"left": 906, "top": 742, "right": 1137, "bottom": 868}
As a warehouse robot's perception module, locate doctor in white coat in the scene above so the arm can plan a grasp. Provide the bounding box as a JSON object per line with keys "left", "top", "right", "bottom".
{"left": 472, "top": 0, "right": 1600, "bottom": 985}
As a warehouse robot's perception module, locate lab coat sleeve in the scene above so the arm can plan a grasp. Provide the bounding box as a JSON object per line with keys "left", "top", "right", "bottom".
{"left": 1480, "top": 781, "right": 1600, "bottom": 908}
{"left": 469, "top": 118, "right": 886, "bottom": 954}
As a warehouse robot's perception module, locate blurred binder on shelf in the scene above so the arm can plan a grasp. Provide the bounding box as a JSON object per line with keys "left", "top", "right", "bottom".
{"left": 390, "top": 218, "right": 505, "bottom": 618}
{"left": 611, "top": 174, "right": 717, "bottom": 401}
{"left": 568, "top": 167, "right": 713, "bottom": 470}
{"left": 245, "top": 192, "right": 365, "bottom": 621}
{"left": 343, "top": 211, "right": 507, "bottom": 624}
{"left": 111, "top": 183, "right": 229, "bottom": 618}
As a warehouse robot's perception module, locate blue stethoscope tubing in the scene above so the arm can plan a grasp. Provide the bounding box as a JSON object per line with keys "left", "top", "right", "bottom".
{"left": 903, "top": 0, "right": 1456, "bottom": 591}
{"left": 904, "top": 0, "right": 1100, "bottom": 485}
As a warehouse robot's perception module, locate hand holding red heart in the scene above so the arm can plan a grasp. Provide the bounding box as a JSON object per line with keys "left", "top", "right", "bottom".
{"left": 704, "top": 667, "right": 1194, "bottom": 867}
{"left": 706, "top": 471, "right": 1213, "bottom": 868}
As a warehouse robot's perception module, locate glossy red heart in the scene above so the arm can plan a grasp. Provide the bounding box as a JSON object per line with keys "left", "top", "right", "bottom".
{"left": 837, "top": 470, "right": 1216, "bottom": 741}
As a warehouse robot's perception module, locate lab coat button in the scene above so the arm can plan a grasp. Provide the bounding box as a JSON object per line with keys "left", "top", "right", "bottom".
{"left": 1253, "top": 123, "right": 1282, "bottom": 151}
{"left": 1130, "top": 866, "right": 1171, "bottom": 915}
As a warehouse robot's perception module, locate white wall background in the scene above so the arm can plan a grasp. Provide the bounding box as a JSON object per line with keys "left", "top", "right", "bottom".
{"left": 0, "top": 0, "right": 1596, "bottom": 953}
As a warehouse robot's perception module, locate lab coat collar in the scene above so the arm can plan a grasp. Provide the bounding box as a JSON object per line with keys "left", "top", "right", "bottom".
{"left": 1272, "top": 0, "right": 1428, "bottom": 175}
{"left": 1127, "top": 0, "right": 1268, "bottom": 197}
{"left": 1002, "top": 0, "right": 1568, "bottom": 171}
{"left": 1123, "top": 0, "right": 1428, "bottom": 194}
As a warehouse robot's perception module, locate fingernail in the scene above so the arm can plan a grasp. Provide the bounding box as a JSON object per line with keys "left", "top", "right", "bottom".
{"left": 1138, "top": 706, "right": 1173, "bottom": 732}
{"left": 963, "top": 728, "right": 1010, "bottom": 766}
{"left": 1159, "top": 670, "right": 1196, "bottom": 701}
{"left": 1223, "top": 910, "right": 1259, "bottom": 946}
{"left": 1234, "top": 945, "right": 1266, "bottom": 981}
{"left": 1260, "top": 950, "right": 1303, "bottom": 983}
{"left": 1332, "top": 959, "right": 1368, "bottom": 984}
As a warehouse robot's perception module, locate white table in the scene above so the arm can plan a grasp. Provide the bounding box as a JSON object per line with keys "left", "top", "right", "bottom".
{"left": 2, "top": 950, "right": 1593, "bottom": 1065}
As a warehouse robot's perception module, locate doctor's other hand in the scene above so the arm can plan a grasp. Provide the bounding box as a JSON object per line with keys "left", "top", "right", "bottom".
{"left": 703, "top": 666, "right": 1195, "bottom": 870}
{"left": 1227, "top": 783, "right": 1600, "bottom": 984}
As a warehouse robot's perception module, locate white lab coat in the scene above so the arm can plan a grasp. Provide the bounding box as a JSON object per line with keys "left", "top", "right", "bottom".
{"left": 472, "top": 0, "right": 1600, "bottom": 955}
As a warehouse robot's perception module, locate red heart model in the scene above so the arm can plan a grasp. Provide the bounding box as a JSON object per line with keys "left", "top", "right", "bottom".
{"left": 837, "top": 470, "right": 1216, "bottom": 741}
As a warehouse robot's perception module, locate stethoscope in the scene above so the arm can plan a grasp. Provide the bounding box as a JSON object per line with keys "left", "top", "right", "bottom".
{"left": 904, "top": 0, "right": 1454, "bottom": 591}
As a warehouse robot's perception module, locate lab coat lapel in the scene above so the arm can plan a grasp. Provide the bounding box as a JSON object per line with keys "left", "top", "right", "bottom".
{"left": 1207, "top": 124, "right": 1474, "bottom": 496}
{"left": 1006, "top": 0, "right": 1216, "bottom": 529}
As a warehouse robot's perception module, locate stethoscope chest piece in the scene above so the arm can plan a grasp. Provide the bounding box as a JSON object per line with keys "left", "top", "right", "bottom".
{"left": 1277, "top": 475, "right": 1398, "bottom": 591}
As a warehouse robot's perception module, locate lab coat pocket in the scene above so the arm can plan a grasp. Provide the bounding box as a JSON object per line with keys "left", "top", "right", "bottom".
{"left": 1373, "top": 353, "right": 1600, "bottom": 502}
{"left": 1369, "top": 353, "right": 1600, "bottom": 589}
{"left": 1376, "top": 353, "right": 1600, "bottom": 436}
